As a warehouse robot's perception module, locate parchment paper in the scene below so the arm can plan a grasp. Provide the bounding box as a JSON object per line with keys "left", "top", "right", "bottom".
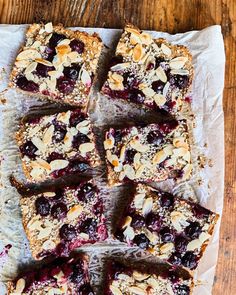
{"left": 0, "top": 25, "right": 225, "bottom": 295}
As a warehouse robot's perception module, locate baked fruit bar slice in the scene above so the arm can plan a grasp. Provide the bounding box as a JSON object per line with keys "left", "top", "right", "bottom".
{"left": 101, "top": 24, "right": 193, "bottom": 115}
{"left": 16, "top": 109, "right": 100, "bottom": 182}
{"left": 114, "top": 184, "right": 219, "bottom": 270}
{"left": 7, "top": 255, "right": 94, "bottom": 294}
{"left": 9, "top": 22, "right": 102, "bottom": 107}
{"left": 105, "top": 260, "right": 194, "bottom": 295}
{"left": 20, "top": 180, "right": 107, "bottom": 260}
{"left": 103, "top": 119, "right": 192, "bottom": 186}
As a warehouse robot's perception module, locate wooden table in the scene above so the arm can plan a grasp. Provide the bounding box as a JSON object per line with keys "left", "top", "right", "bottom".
{"left": 0, "top": 0, "right": 235, "bottom": 294}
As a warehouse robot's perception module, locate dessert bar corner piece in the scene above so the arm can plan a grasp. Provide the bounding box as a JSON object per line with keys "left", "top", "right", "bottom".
{"left": 115, "top": 184, "right": 219, "bottom": 270}
{"left": 20, "top": 179, "right": 107, "bottom": 260}
{"left": 104, "top": 119, "right": 192, "bottom": 186}
{"left": 16, "top": 109, "right": 100, "bottom": 182}
{"left": 7, "top": 255, "right": 94, "bottom": 294}
{"left": 10, "top": 22, "right": 103, "bottom": 106}
{"left": 101, "top": 24, "right": 193, "bottom": 115}
{"left": 105, "top": 260, "right": 193, "bottom": 295}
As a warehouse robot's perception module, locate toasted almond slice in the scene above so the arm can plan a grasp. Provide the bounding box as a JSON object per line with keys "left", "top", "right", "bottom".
{"left": 123, "top": 226, "right": 135, "bottom": 240}
{"left": 47, "top": 78, "right": 56, "bottom": 91}
{"left": 173, "top": 137, "right": 189, "bottom": 149}
{"left": 35, "top": 158, "right": 51, "bottom": 171}
{"left": 25, "top": 62, "right": 37, "bottom": 74}
{"left": 27, "top": 220, "right": 42, "bottom": 230}
{"left": 42, "top": 239, "right": 56, "bottom": 250}
{"left": 156, "top": 66, "right": 167, "bottom": 82}
{"left": 199, "top": 232, "right": 211, "bottom": 243}
{"left": 130, "top": 33, "right": 141, "bottom": 45}
{"left": 135, "top": 164, "right": 145, "bottom": 178}
{"left": 171, "top": 69, "right": 189, "bottom": 75}
{"left": 44, "top": 22, "right": 53, "bottom": 33}
{"left": 30, "top": 167, "right": 44, "bottom": 180}
{"left": 134, "top": 193, "right": 145, "bottom": 209}
{"left": 187, "top": 239, "right": 202, "bottom": 251}
{"left": 129, "top": 286, "right": 147, "bottom": 295}
{"left": 161, "top": 43, "right": 172, "bottom": 56}
{"left": 35, "top": 58, "right": 53, "bottom": 66}
{"left": 15, "top": 278, "right": 25, "bottom": 293}
{"left": 133, "top": 152, "right": 141, "bottom": 169}
{"left": 57, "top": 111, "right": 70, "bottom": 124}
{"left": 133, "top": 43, "right": 144, "bottom": 62}
{"left": 140, "top": 32, "right": 152, "bottom": 45}
{"left": 130, "top": 139, "right": 149, "bottom": 153}
{"left": 38, "top": 227, "right": 52, "bottom": 239}
{"left": 56, "top": 44, "right": 71, "bottom": 56}
{"left": 122, "top": 216, "right": 132, "bottom": 228}
{"left": 104, "top": 136, "right": 115, "bottom": 150}
{"left": 126, "top": 27, "right": 141, "bottom": 36}
{"left": 67, "top": 205, "right": 83, "bottom": 220}
{"left": 15, "top": 59, "right": 31, "bottom": 68}
{"left": 123, "top": 164, "right": 135, "bottom": 180}
{"left": 64, "top": 131, "right": 73, "bottom": 147}
{"left": 79, "top": 142, "right": 95, "bottom": 154}
{"left": 160, "top": 242, "right": 174, "bottom": 253}
{"left": 133, "top": 271, "right": 150, "bottom": 281}
{"left": 58, "top": 39, "right": 71, "bottom": 46}
{"left": 116, "top": 42, "right": 128, "bottom": 55}
{"left": 44, "top": 192, "right": 56, "bottom": 197}
{"left": 153, "top": 94, "right": 166, "bottom": 106}
{"left": 17, "top": 49, "right": 41, "bottom": 61}
{"left": 142, "top": 87, "right": 156, "bottom": 97}
{"left": 169, "top": 56, "right": 188, "bottom": 69}
{"left": 152, "top": 150, "right": 166, "bottom": 165}
{"left": 43, "top": 125, "right": 54, "bottom": 145}
{"left": 142, "top": 197, "right": 153, "bottom": 216}
{"left": 50, "top": 160, "right": 69, "bottom": 172}
{"left": 110, "top": 62, "right": 130, "bottom": 71}
{"left": 110, "top": 285, "right": 122, "bottom": 295}
{"left": 28, "top": 125, "right": 41, "bottom": 137}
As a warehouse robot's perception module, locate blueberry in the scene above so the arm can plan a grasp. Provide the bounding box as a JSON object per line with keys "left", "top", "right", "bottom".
{"left": 129, "top": 89, "right": 145, "bottom": 104}
{"left": 160, "top": 192, "right": 174, "bottom": 208}
{"left": 125, "top": 149, "right": 136, "bottom": 164}
{"left": 79, "top": 283, "right": 94, "bottom": 295}
{"left": 77, "top": 183, "right": 96, "bottom": 202}
{"left": 35, "top": 63, "right": 54, "bottom": 78}
{"left": 35, "top": 196, "right": 50, "bottom": 216}
{"left": 16, "top": 76, "right": 39, "bottom": 92}
{"left": 52, "top": 124, "right": 67, "bottom": 142}
{"left": 146, "top": 213, "right": 161, "bottom": 231}
{"left": 54, "top": 188, "right": 64, "bottom": 200}
{"left": 70, "top": 39, "right": 85, "bottom": 54}
{"left": 72, "top": 133, "right": 90, "bottom": 148}
{"left": 49, "top": 33, "right": 66, "bottom": 48}
{"left": 63, "top": 64, "right": 81, "bottom": 80}
{"left": 130, "top": 214, "right": 145, "bottom": 229}
{"left": 44, "top": 46, "right": 56, "bottom": 61}
{"left": 170, "top": 75, "right": 189, "bottom": 89}
{"left": 59, "top": 224, "right": 77, "bottom": 240}
{"left": 185, "top": 221, "right": 202, "bottom": 239}
{"left": 69, "top": 110, "right": 86, "bottom": 127}
{"left": 79, "top": 218, "right": 97, "bottom": 238}
{"left": 175, "top": 236, "right": 188, "bottom": 253}
{"left": 133, "top": 233, "right": 150, "bottom": 249}
{"left": 181, "top": 251, "right": 198, "bottom": 269}
{"left": 67, "top": 160, "right": 90, "bottom": 173}
{"left": 47, "top": 152, "right": 64, "bottom": 162}
{"left": 155, "top": 57, "right": 165, "bottom": 67}
{"left": 113, "top": 130, "right": 122, "bottom": 144}
{"left": 20, "top": 140, "right": 38, "bottom": 159}
{"left": 159, "top": 120, "right": 178, "bottom": 134}
{"left": 56, "top": 77, "right": 75, "bottom": 94}
{"left": 51, "top": 202, "right": 67, "bottom": 219}
{"left": 192, "top": 204, "right": 211, "bottom": 218}
{"left": 152, "top": 80, "right": 165, "bottom": 92}
{"left": 176, "top": 285, "right": 190, "bottom": 295}
{"left": 159, "top": 227, "right": 174, "bottom": 242}
{"left": 168, "top": 252, "right": 182, "bottom": 266}
{"left": 146, "top": 130, "right": 163, "bottom": 144}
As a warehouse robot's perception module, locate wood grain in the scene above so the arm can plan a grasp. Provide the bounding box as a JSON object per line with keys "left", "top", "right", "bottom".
{"left": 0, "top": 0, "right": 235, "bottom": 294}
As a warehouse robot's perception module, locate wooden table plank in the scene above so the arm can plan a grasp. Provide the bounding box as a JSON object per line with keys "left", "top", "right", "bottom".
{"left": 0, "top": 0, "right": 235, "bottom": 294}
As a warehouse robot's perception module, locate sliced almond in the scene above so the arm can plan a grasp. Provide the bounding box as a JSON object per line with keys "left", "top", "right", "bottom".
{"left": 133, "top": 43, "right": 144, "bottom": 62}
{"left": 142, "top": 87, "right": 156, "bottom": 98}
{"left": 44, "top": 192, "right": 56, "bottom": 197}
{"left": 44, "top": 22, "right": 53, "bottom": 33}
{"left": 104, "top": 136, "right": 115, "bottom": 150}
{"left": 182, "top": 163, "right": 193, "bottom": 180}
{"left": 123, "top": 164, "right": 135, "bottom": 180}
{"left": 122, "top": 216, "right": 132, "bottom": 228}
{"left": 17, "top": 49, "right": 41, "bottom": 61}
{"left": 129, "top": 286, "right": 147, "bottom": 295}
{"left": 15, "top": 278, "right": 25, "bottom": 293}
{"left": 134, "top": 193, "right": 145, "bottom": 209}
{"left": 187, "top": 239, "right": 202, "bottom": 251}
{"left": 110, "top": 285, "right": 122, "bottom": 295}
{"left": 28, "top": 125, "right": 41, "bottom": 137}
{"left": 156, "top": 66, "right": 167, "bottom": 83}
{"left": 161, "top": 43, "right": 172, "bottom": 56}
{"left": 160, "top": 242, "right": 174, "bottom": 253}
{"left": 142, "top": 197, "right": 153, "bottom": 216}
{"left": 130, "top": 138, "right": 149, "bottom": 153}
{"left": 171, "top": 69, "right": 189, "bottom": 75}
{"left": 25, "top": 62, "right": 37, "bottom": 74}
{"left": 35, "top": 58, "right": 53, "bottom": 66}
{"left": 64, "top": 131, "right": 73, "bottom": 147}
{"left": 199, "top": 232, "right": 211, "bottom": 243}
{"left": 173, "top": 137, "right": 189, "bottom": 149}
{"left": 81, "top": 69, "right": 91, "bottom": 85}
{"left": 57, "top": 111, "right": 70, "bottom": 124}
{"left": 153, "top": 94, "right": 166, "bottom": 106}
{"left": 79, "top": 142, "right": 95, "bottom": 154}
{"left": 110, "top": 62, "right": 130, "bottom": 71}
{"left": 15, "top": 59, "right": 31, "bottom": 68}
{"left": 43, "top": 125, "right": 54, "bottom": 145}
{"left": 30, "top": 167, "right": 44, "bottom": 180}
{"left": 126, "top": 27, "right": 141, "bottom": 36}
{"left": 32, "top": 158, "right": 51, "bottom": 171}
{"left": 67, "top": 205, "right": 83, "bottom": 220}
{"left": 42, "top": 239, "right": 56, "bottom": 250}
{"left": 133, "top": 271, "right": 150, "bottom": 281}
{"left": 50, "top": 159, "right": 69, "bottom": 172}
{"left": 133, "top": 152, "right": 141, "bottom": 169}
{"left": 56, "top": 44, "right": 71, "bottom": 56}
{"left": 135, "top": 164, "right": 145, "bottom": 179}
{"left": 169, "top": 56, "right": 188, "bottom": 69}
{"left": 47, "top": 77, "right": 56, "bottom": 91}
{"left": 152, "top": 150, "right": 166, "bottom": 165}
{"left": 123, "top": 226, "right": 135, "bottom": 240}
{"left": 38, "top": 227, "right": 52, "bottom": 239}
{"left": 140, "top": 32, "right": 152, "bottom": 45}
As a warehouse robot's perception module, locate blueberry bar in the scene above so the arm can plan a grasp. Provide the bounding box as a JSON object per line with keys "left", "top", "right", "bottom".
{"left": 20, "top": 180, "right": 107, "bottom": 260}
{"left": 105, "top": 260, "right": 193, "bottom": 295}
{"left": 16, "top": 109, "right": 100, "bottom": 182}
{"left": 115, "top": 184, "right": 219, "bottom": 270}
{"left": 10, "top": 22, "right": 102, "bottom": 107}
{"left": 7, "top": 255, "right": 94, "bottom": 294}
{"left": 101, "top": 24, "right": 193, "bottom": 115}
{"left": 103, "top": 120, "right": 192, "bottom": 186}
